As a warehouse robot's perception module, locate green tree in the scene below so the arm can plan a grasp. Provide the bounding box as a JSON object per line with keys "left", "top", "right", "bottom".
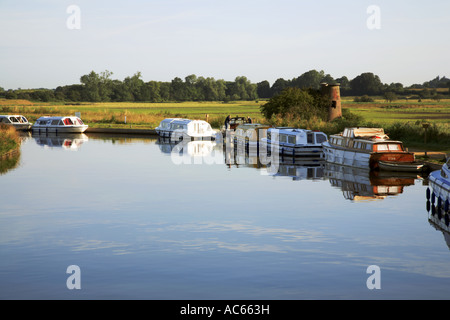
{"left": 270, "top": 78, "right": 290, "bottom": 97}
{"left": 123, "top": 72, "right": 144, "bottom": 101}
{"left": 291, "top": 69, "right": 327, "bottom": 90}
{"left": 170, "top": 77, "right": 187, "bottom": 101}
{"left": 260, "top": 87, "right": 327, "bottom": 121}
{"left": 350, "top": 72, "right": 383, "bottom": 96}
{"left": 383, "top": 91, "right": 397, "bottom": 103}
{"left": 80, "top": 71, "right": 101, "bottom": 102}
{"left": 257, "top": 80, "right": 271, "bottom": 98}
{"left": 80, "top": 70, "right": 113, "bottom": 102}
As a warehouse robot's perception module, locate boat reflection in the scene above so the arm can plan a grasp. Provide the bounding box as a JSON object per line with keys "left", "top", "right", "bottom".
{"left": 156, "top": 137, "right": 222, "bottom": 164}
{"left": 325, "top": 163, "right": 417, "bottom": 201}
{"left": 269, "top": 159, "right": 325, "bottom": 181}
{"left": 32, "top": 133, "right": 88, "bottom": 150}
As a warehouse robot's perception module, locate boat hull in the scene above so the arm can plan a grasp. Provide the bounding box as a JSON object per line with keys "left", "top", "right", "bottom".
{"left": 378, "top": 160, "right": 424, "bottom": 172}
{"left": 159, "top": 130, "right": 216, "bottom": 141}
{"left": 32, "top": 125, "right": 88, "bottom": 133}
{"left": 262, "top": 140, "right": 324, "bottom": 158}
{"left": 10, "top": 123, "right": 32, "bottom": 131}
{"left": 323, "top": 142, "right": 415, "bottom": 170}
{"left": 429, "top": 169, "right": 450, "bottom": 203}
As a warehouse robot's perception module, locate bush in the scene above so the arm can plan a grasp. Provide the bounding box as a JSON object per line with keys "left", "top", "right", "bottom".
{"left": 353, "top": 95, "right": 374, "bottom": 102}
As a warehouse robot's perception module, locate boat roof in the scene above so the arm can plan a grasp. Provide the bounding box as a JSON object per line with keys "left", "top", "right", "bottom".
{"left": 237, "top": 123, "right": 270, "bottom": 129}
{"left": 343, "top": 127, "right": 385, "bottom": 138}
{"left": 0, "top": 115, "right": 27, "bottom": 118}
{"left": 160, "top": 118, "right": 190, "bottom": 122}
{"left": 268, "top": 127, "right": 318, "bottom": 134}
{"left": 36, "top": 116, "right": 81, "bottom": 120}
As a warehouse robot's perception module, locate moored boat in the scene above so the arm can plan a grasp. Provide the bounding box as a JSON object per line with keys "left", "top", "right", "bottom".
{"left": 428, "top": 157, "right": 450, "bottom": 207}
{"left": 261, "top": 127, "right": 327, "bottom": 158}
{"left": 32, "top": 116, "right": 88, "bottom": 133}
{"left": 378, "top": 160, "right": 424, "bottom": 172}
{"left": 233, "top": 123, "right": 271, "bottom": 154}
{"left": 155, "top": 118, "right": 217, "bottom": 141}
{"left": 0, "top": 115, "right": 32, "bottom": 131}
{"left": 322, "top": 127, "right": 416, "bottom": 170}
{"left": 222, "top": 115, "right": 248, "bottom": 133}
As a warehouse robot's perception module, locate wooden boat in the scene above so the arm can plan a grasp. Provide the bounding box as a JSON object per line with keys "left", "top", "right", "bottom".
{"left": 32, "top": 116, "right": 88, "bottom": 133}
{"left": 155, "top": 118, "right": 217, "bottom": 141}
{"left": 378, "top": 160, "right": 424, "bottom": 172}
{"left": 322, "top": 127, "right": 416, "bottom": 171}
{"left": 0, "top": 115, "right": 32, "bottom": 131}
{"left": 261, "top": 127, "right": 327, "bottom": 158}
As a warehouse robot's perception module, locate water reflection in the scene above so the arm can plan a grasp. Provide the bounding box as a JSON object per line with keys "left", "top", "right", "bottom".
{"left": 427, "top": 176, "right": 450, "bottom": 249}
{"left": 0, "top": 149, "right": 21, "bottom": 176}
{"left": 325, "top": 163, "right": 417, "bottom": 201}
{"left": 2, "top": 133, "right": 450, "bottom": 299}
{"left": 157, "top": 137, "right": 223, "bottom": 165}
{"left": 269, "top": 159, "right": 325, "bottom": 181}
{"left": 32, "top": 133, "right": 88, "bottom": 151}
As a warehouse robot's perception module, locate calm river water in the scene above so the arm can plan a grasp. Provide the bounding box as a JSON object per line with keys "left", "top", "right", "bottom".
{"left": 0, "top": 133, "right": 449, "bottom": 300}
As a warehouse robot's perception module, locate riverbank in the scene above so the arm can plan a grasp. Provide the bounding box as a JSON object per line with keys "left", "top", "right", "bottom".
{"left": 0, "top": 125, "right": 21, "bottom": 157}
{"left": 86, "top": 127, "right": 157, "bottom": 135}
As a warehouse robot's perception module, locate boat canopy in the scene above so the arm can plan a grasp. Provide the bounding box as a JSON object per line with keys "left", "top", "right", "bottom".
{"left": 343, "top": 127, "right": 388, "bottom": 139}
{"left": 0, "top": 115, "right": 29, "bottom": 124}
{"left": 35, "top": 116, "right": 85, "bottom": 126}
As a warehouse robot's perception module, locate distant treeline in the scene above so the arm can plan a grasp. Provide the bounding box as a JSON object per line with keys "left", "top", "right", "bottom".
{"left": 1, "top": 69, "right": 449, "bottom": 103}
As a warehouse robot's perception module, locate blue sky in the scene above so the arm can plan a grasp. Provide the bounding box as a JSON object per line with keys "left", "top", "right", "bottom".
{"left": 1, "top": 0, "right": 449, "bottom": 89}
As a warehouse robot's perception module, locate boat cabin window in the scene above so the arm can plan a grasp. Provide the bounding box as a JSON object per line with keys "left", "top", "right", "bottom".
{"left": 51, "top": 120, "right": 59, "bottom": 125}
{"left": 315, "top": 133, "right": 327, "bottom": 144}
{"left": 307, "top": 133, "right": 314, "bottom": 144}
{"left": 10, "top": 117, "right": 19, "bottom": 123}
{"left": 1, "top": 117, "right": 10, "bottom": 123}
{"left": 21, "top": 117, "right": 28, "bottom": 123}
{"left": 63, "top": 118, "right": 74, "bottom": 125}
{"left": 280, "top": 135, "right": 288, "bottom": 143}
{"left": 39, "top": 120, "right": 48, "bottom": 125}
{"left": 288, "top": 135, "right": 296, "bottom": 144}
{"left": 77, "top": 118, "right": 84, "bottom": 125}
{"left": 375, "top": 143, "right": 402, "bottom": 152}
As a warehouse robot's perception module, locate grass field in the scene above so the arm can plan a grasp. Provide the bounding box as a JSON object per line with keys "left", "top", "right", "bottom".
{"left": 0, "top": 99, "right": 265, "bottom": 129}
{"left": 0, "top": 97, "right": 449, "bottom": 153}
{"left": 341, "top": 97, "right": 450, "bottom": 125}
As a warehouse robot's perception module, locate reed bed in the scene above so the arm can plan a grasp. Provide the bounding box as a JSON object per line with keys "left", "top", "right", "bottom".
{"left": 0, "top": 125, "right": 21, "bottom": 156}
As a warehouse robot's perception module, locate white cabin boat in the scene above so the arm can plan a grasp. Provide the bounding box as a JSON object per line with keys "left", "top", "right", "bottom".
{"left": 322, "top": 127, "right": 417, "bottom": 171}
{"left": 0, "top": 115, "right": 32, "bottom": 131}
{"left": 155, "top": 118, "right": 217, "bottom": 141}
{"left": 32, "top": 116, "right": 88, "bottom": 133}
{"left": 261, "top": 127, "right": 327, "bottom": 158}
{"left": 428, "top": 157, "right": 450, "bottom": 209}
